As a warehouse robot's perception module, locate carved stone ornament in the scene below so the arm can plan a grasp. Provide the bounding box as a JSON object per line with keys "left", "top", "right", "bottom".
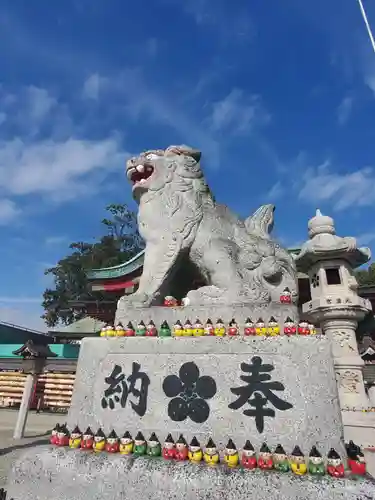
{"left": 337, "top": 370, "right": 360, "bottom": 394}
{"left": 332, "top": 331, "right": 355, "bottom": 351}
{"left": 119, "top": 145, "right": 298, "bottom": 307}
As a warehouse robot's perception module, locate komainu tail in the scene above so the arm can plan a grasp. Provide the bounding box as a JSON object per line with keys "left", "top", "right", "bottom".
{"left": 245, "top": 204, "right": 275, "bottom": 238}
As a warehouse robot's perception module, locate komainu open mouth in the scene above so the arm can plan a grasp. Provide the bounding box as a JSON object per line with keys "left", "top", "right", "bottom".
{"left": 126, "top": 163, "right": 154, "bottom": 185}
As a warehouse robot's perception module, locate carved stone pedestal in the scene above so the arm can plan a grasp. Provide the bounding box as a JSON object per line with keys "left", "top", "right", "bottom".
{"left": 304, "top": 303, "right": 374, "bottom": 447}
{"left": 115, "top": 303, "right": 299, "bottom": 333}
{"left": 7, "top": 447, "right": 375, "bottom": 500}
{"left": 368, "top": 386, "right": 375, "bottom": 407}
{"left": 321, "top": 316, "right": 370, "bottom": 410}
{"left": 67, "top": 336, "right": 344, "bottom": 454}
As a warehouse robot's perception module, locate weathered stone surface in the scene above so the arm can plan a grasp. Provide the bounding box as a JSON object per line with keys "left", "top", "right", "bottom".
{"left": 120, "top": 145, "right": 298, "bottom": 308}
{"left": 67, "top": 336, "right": 344, "bottom": 456}
{"left": 7, "top": 446, "right": 375, "bottom": 500}
{"left": 115, "top": 303, "right": 299, "bottom": 329}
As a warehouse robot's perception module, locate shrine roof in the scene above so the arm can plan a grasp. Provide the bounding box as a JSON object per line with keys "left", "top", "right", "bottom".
{"left": 86, "top": 250, "right": 145, "bottom": 280}
{"left": 49, "top": 316, "right": 106, "bottom": 337}
{"left": 359, "top": 334, "right": 375, "bottom": 356}
{"left": 0, "top": 320, "right": 50, "bottom": 344}
{"left": 13, "top": 340, "right": 57, "bottom": 358}
{"left": 86, "top": 248, "right": 305, "bottom": 281}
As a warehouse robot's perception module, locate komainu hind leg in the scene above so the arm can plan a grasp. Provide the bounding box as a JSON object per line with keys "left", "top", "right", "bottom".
{"left": 185, "top": 242, "right": 244, "bottom": 305}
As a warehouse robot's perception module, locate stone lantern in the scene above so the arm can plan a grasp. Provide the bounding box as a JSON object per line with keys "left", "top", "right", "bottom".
{"left": 12, "top": 340, "right": 57, "bottom": 439}
{"left": 295, "top": 209, "right": 375, "bottom": 446}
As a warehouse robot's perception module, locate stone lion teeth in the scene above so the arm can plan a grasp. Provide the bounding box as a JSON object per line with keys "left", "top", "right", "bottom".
{"left": 136, "top": 164, "right": 145, "bottom": 173}
{"left": 127, "top": 168, "right": 136, "bottom": 179}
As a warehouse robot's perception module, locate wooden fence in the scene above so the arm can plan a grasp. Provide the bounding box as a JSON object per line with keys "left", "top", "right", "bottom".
{"left": 0, "top": 370, "right": 76, "bottom": 411}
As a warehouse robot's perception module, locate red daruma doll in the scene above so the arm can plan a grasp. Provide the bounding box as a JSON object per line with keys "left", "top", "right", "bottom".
{"left": 258, "top": 442, "right": 273, "bottom": 470}
{"left": 241, "top": 440, "right": 257, "bottom": 469}
{"left": 283, "top": 317, "right": 297, "bottom": 335}
{"left": 125, "top": 321, "right": 135, "bottom": 337}
{"left": 162, "top": 434, "right": 176, "bottom": 460}
{"left": 298, "top": 320, "right": 310, "bottom": 335}
{"left": 175, "top": 434, "right": 188, "bottom": 461}
{"left": 280, "top": 287, "right": 292, "bottom": 304}
{"left": 244, "top": 318, "right": 256, "bottom": 336}
{"left": 81, "top": 427, "right": 94, "bottom": 450}
{"left": 346, "top": 441, "right": 367, "bottom": 476}
{"left": 50, "top": 424, "right": 60, "bottom": 445}
{"left": 228, "top": 318, "right": 239, "bottom": 336}
{"left": 164, "top": 296, "right": 178, "bottom": 307}
{"left": 326, "top": 448, "right": 345, "bottom": 478}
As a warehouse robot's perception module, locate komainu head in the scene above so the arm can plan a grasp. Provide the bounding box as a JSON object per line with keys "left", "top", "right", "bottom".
{"left": 125, "top": 145, "right": 205, "bottom": 201}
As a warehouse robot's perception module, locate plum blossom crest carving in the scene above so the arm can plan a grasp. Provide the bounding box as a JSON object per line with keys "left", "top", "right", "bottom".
{"left": 163, "top": 362, "right": 217, "bottom": 423}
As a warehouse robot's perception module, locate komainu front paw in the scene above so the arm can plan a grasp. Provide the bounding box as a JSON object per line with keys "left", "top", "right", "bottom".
{"left": 184, "top": 286, "right": 227, "bottom": 306}
{"left": 118, "top": 291, "right": 152, "bottom": 308}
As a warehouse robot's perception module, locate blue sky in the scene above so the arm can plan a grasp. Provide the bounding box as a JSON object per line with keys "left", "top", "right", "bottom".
{"left": 0, "top": 0, "right": 375, "bottom": 331}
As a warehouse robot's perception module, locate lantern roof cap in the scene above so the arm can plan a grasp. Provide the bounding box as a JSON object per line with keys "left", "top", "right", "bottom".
{"left": 294, "top": 209, "right": 371, "bottom": 272}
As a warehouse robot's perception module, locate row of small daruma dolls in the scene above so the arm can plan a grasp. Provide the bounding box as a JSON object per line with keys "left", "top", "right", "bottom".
{"left": 100, "top": 317, "right": 317, "bottom": 337}
{"left": 50, "top": 424, "right": 366, "bottom": 478}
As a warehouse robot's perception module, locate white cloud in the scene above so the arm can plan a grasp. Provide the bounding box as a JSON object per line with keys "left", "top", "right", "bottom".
{"left": 356, "top": 232, "right": 375, "bottom": 246}
{"left": 0, "top": 198, "right": 21, "bottom": 224}
{"left": 77, "top": 70, "right": 272, "bottom": 171}
{"left": 81, "top": 71, "right": 271, "bottom": 171}
{"left": 0, "top": 72, "right": 216, "bottom": 216}
{"left": 209, "top": 89, "right": 270, "bottom": 135}
{"left": 285, "top": 1, "right": 375, "bottom": 99}
{"left": 337, "top": 96, "right": 354, "bottom": 125}
{"left": 44, "top": 235, "right": 67, "bottom": 246}
{"left": 365, "top": 71, "right": 375, "bottom": 94}
{"left": 0, "top": 296, "right": 41, "bottom": 304}
{"left": 272, "top": 153, "right": 375, "bottom": 212}
{"left": 0, "top": 136, "right": 125, "bottom": 200}
{"left": 82, "top": 73, "right": 101, "bottom": 100}
{"left": 0, "top": 112, "right": 6, "bottom": 125}
{"left": 25, "top": 86, "right": 57, "bottom": 122}
{"left": 89, "top": 69, "right": 222, "bottom": 166}
{"left": 297, "top": 162, "right": 375, "bottom": 211}
{"left": 266, "top": 181, "right": 284, "bottom": 201}
{"left": 278, "top": 236, "right": 304, "bottom": 250}
{"left": 0, "top": 295, "right": 49, "bottom": 333}
{"left": 356, "top": 32, "right": 375, "bottom": 94}
{"left": 0, "top": 84, "right": 127, "bottom": 208}
{"left": 175, "top": 0, "right": 255, "bottom": 44}
{"left": 0, "top": 85, "right": 58, "bottom": 137}
{"left": 0, "top": 305, "right": 47, "bottom": 332}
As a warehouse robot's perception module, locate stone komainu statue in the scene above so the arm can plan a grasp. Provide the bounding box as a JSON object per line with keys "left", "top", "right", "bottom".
{"left": 121, "top": 145, "right": 298, "bottom": 307}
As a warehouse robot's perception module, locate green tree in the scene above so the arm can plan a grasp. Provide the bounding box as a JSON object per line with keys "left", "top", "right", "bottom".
{"left": 41, "top": 204, "right": 144, "bottom": 328}
{"left": 355, "top": 264, "right": 375, "bottom": 287}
